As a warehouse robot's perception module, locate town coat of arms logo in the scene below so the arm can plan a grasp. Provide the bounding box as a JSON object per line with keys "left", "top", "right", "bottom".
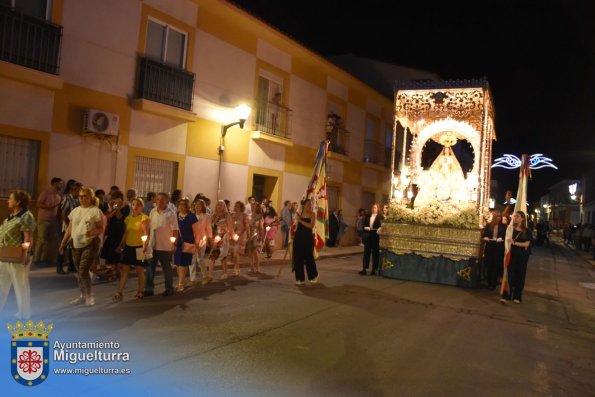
{"left": 8, "top": 320, "right": 53, "bottom": 386}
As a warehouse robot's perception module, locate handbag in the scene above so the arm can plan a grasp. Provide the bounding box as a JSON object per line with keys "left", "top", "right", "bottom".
{"left": 182, "top": 242, "right": 195, "bottom": 254}
{"left": 0, "top": 246, "right": 25, "bottom": 263}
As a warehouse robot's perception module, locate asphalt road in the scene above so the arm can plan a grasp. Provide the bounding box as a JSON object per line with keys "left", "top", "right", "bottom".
{"left": 3, "top": 242, "right": 595, "bottom": 396}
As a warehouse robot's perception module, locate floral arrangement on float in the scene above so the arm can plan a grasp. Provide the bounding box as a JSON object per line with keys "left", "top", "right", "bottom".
{"left": 386, "top": 199, "right": 491, "bottom": 230}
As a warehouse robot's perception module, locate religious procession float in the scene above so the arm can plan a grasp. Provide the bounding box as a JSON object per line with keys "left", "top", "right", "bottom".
{"left": 379, "top": 79, "right": 495, "bottom": 287}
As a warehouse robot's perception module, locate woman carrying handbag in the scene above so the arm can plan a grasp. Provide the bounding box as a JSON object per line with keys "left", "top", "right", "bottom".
{"left": 0, "top": 190, "right": 35, "bottom": 319}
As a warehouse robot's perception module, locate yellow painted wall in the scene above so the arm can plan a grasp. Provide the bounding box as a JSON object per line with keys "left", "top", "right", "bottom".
{"left": 343, "top": 160, "right": 363, "bottom": 186}
{"left": 186, "top": 118, "right": 250, "bottom": 164}
{"left": 284, "top": 144, "right": 318, "bottom": 177}
{"left": 52, "top": 83, "right": 131, "bottom": 145}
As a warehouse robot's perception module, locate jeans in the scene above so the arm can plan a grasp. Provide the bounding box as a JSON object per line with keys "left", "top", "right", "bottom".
{"left": 146, "top": 250, "right": 174, "bottom": 293}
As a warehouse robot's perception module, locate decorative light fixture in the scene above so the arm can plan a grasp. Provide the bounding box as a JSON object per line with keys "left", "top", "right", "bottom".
{"left": 221, "top": 104, "right": 251, "bottom": 138}
{"left": 492, "top": 153, "right": 558, "bottom": 170}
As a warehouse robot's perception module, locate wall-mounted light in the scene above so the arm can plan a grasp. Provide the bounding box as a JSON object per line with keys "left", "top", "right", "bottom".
{"left": 221, "top": 104, "right": 252, "bottom": 138}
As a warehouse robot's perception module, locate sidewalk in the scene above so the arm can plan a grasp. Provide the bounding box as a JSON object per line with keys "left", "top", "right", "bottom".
{"left": 29, "top": 244, "right": 365, "bottom": 279}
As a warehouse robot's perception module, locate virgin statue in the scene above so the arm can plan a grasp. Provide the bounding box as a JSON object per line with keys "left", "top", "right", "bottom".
{"left": 415, "top": 139, "right": 468, "bottom": 205}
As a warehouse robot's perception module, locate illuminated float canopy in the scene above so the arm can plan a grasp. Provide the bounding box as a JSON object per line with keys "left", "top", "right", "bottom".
{"left": 390, "top": 79, "right": 496, "bottom": 228}
{"left": 380, "top": 79, "right": 497, "bottom": 287}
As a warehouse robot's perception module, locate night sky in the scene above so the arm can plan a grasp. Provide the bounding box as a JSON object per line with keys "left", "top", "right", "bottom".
{"left": 232, "top": 0, "right": 595, "bottom": 201}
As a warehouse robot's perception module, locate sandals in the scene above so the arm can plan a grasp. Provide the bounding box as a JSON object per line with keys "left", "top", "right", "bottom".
{"left": 134, "top": 292, "right": 144, "bottom": 300}
{"left": 176, "top": 284, "right": 185, "bottom": 292}
{"left": 112, "top": 292, "right": 123, "bottom": 302}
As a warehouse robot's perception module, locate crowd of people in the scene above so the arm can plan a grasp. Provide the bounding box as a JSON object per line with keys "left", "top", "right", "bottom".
{"left": 2, "top": 178, "right": 361, "bottom": 318}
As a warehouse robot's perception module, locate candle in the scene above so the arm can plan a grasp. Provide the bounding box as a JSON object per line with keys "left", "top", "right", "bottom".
{"left": 22, "top": 242, "right": 31, "bottom": 250}
{"left": 141, "top": 235, "right": 148, "bottom": 243}
{"left": 214, "top": 236, "right": 221, "bottom": 244}
{"left": 170, "top": 236, "right": 176, "bottom": 244}
{"left": 265, "top": 226, "right": 271, "bottom": 232}
{"left": 232, "top": 234, "right": 239, "bottom": 242}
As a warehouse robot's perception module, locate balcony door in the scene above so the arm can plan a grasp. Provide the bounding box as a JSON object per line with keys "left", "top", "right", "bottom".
{"left": 145, "top": 18, "right": 187, "bottom": 69}
{"left": 256, "top": 73, "right": 283, "bottom": 134}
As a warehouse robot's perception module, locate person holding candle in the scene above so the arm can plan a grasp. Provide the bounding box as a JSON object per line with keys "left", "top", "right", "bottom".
{"left": 113, "top": 197, "right": 150, "bottom": 301}
{"left": 245, "top": 201, "right": 264, "bottom": 274}
{"left": 146, "top": 192, "right": 179, "bottom": 296}
{"left": 173, "top": 198, "right": 199, "bottom": 291}
{"left": 208, "top": 200, "right": 234, "bottom": 280}
{"left": 59, "top": 187, "right": 104, "bottom": 306}
{"left": 231, "top": 201, "right": 250, "bottom": 276}
{"left": 0, "top": 190, "right": 35, "bottom": 319}
{"left": 190, "top": 199, "right": 212, "bottom": 285}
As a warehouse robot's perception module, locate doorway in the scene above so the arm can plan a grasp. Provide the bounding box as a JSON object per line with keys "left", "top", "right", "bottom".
{"left": 252, "top": 174, "right": 279, "bottom": 207}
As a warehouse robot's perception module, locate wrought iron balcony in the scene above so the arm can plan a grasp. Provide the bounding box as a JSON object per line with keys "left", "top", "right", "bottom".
{"left": 327, "top": 126, "right": 350, "bottom": 156}
{"left": 363, "top": 139, "right": 387, "bottom": 167}
{"left": 0, "top": 6, "right": 62, "bottom": 74}
{"left": 136, "top": 56, "right": 195, "bottom": 111}
{"left": 254, "top": 99, "right": 292, "bottom": 138}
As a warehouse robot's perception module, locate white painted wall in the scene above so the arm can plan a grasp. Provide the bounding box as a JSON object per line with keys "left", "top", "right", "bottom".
{"left": 48, "top": 132, "right": 119, "bottom": 190}
{"left": 219, "top": 162, "right": 249, "bottom": 203}
{"left": 282, "top": 172, "right": 309, "bottom": 203}
{"left": 256, "top": 39, "right": 291, "bottom": 72}
{"left": 288, "top": 75, "right": 326, "bottom": 147}
{"left": 194, "top": 30, "right": 256, "bottom": 119}
{"left": 61, "top": 0, "right": 140, "bottom": 97}
{"left": 129, "top": 110, "right": 188, "bottom": 155}
{"left": 0, "top": 78, "right": 53, "bottom": 132}
{"left": 144, "top": 0, "right": 198, "bottom": 27}
{"left": 183, "top": 156, "right": 218, "bottom": 200}
{"left": 248, "top": 140, "right": 285, "bottom": 171}
{"left": 341, "top": 182, "right": 361, "bottom": 226}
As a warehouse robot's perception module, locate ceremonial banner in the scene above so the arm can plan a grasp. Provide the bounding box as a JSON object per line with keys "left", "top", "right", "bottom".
{"left": 501, "top": 154, "right": 531, "bottom": 296}
{"left": 289, "top": 141, "right": 329, "bottom": 261}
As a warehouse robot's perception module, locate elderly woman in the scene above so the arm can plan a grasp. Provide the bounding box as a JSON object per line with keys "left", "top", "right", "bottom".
{"left": 0, "top": 190, "right": 35, "bottom": 319}
{"left": 60, "top": 187, "right": 104, "bottom": 306}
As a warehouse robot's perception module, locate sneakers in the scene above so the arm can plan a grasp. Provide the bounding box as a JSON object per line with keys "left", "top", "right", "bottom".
{"left": 309, "top": 276, "right": 319, "bottom": 284}
{"left": 295, "top": 280, "right": 305, "bottom": 286}
{"left": 70, "top": 296, "right": 84, "bottom": 305}
{"left": 499, "top": 298, "right": 507, "bottom": 304}
{"left": 85, "top": 296, "right": 95, "bottom": 306}
{"left": 358, "top": 270, "right": 367, "bottom": 275}
{"left": 161, "top": 289, "right": 175, "bottom": 297}
{"left": 513, "top": 299, "right": 521, "bottom": 304}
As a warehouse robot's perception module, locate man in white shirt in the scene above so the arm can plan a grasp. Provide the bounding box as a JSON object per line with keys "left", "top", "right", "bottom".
{"left": 146, "top": 192, "right": 179, "bottom": 296}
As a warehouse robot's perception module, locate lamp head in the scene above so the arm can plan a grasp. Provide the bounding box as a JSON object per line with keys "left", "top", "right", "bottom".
{"left": 235, "top": 104, "right": 251, "bottom": 128}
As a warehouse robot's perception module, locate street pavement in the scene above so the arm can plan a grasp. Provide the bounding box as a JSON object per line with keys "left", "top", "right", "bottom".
{"left": 2, "top": 241, "right": 595, "bottom": 396}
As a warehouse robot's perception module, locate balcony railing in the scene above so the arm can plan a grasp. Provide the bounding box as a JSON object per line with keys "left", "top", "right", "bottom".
{"left": 0, "top": 6, "right": 62, "bottom": 74}
{"left": 254, "top": 99, "right": 291, "bottom": 138}
{"left": 327, "top": 127, "right": 350, "bottom": 156}
{"left": 363, "top": 139, "right": 387, "bottom": 167}
{"left": 136, "top": 56, "right": 195, "bottom": 111}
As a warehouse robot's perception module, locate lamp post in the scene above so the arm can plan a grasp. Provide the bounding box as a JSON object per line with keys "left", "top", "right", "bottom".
{"left": 217, "top": 104, "right": 252, "bottom": 200}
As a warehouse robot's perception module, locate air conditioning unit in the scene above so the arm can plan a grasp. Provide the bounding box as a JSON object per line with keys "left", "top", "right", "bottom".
{"left": 82, "top": 109, "right": 120, "bottom": 136}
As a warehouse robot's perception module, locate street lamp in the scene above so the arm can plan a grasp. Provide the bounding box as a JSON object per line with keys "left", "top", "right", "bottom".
{"left": 217, "top": 104, "right": 252, "bottom": 199}
{"left": 221, "top": 104, "right": 251, "bottom": 138}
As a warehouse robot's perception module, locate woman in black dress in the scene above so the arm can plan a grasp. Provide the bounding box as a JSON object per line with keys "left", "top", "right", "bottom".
{"left": 501, "top": 211, "right": 531, "bottom": 304}
{"left": 292, "top": 198, "right": 318, "bottom": 286}
{"left": 482, "top": 211, "right": 505, "bottom": 290}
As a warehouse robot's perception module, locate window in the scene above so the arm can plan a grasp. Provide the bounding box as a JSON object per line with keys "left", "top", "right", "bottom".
{"left": 0, "top": 0, "right": 51, "bottom": 20}
{"left": 134, "top": 156, "right": 178, "bottom": 197}
{"left": 0, "top": 135, "right": 40, "bottom": 197}
{"left": 256, "top": 73, "right": 286, "bottom": 135}
{"left": 145, "top": 19, "right": 187, "bottom": 69}
{"left": 327, "top": 186, "right": 339, "bottom": 212}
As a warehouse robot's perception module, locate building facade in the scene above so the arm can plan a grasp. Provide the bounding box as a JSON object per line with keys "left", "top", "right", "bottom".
{"left": 0, "top": 0, "right": 396, "bottom": 232}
